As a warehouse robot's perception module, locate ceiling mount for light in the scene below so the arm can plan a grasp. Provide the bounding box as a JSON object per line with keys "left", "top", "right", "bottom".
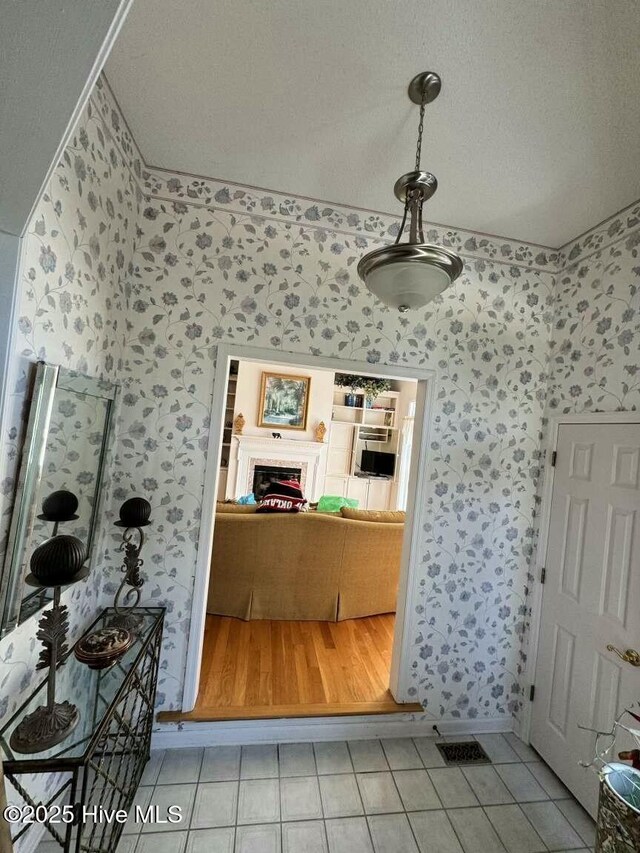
{"left": 358, "top": 71, "right": 463, "bottom": 312}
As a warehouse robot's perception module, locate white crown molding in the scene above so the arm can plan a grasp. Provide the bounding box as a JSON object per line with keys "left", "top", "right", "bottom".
{"left": 97, "top": 73, "right": 640, "bottom": 275}
{"left": 557, "top": 197, "right": 640, "bottom": 272}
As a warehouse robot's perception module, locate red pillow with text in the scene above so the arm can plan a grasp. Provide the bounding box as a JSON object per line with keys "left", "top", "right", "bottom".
{"left": 257, "top": 479, "right": 306, "bottom": 513}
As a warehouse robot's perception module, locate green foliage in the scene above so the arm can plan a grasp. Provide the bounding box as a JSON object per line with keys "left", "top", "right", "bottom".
{"left": 361, "top": 377, "right": 391, "bottom": 402}
{"left": 334, "top": 373, "right": 363, "bottom": 392}
{"left": 334, "top": 374, "right": 391, "bottom": 402}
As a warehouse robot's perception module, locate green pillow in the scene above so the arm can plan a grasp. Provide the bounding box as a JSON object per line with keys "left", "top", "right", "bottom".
{"left": 317, "top": 495, "right": 359, "bottom": 513}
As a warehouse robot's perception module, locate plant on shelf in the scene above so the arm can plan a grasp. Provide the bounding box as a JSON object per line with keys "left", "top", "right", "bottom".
{"left": 335, "top": 373, "right": 364, "bottom": 407}
{"left": 335, "top": 373, "right": 363, "bottom": 392}
{"left": 361, "top": 377, "right": 391, "bottom": 407}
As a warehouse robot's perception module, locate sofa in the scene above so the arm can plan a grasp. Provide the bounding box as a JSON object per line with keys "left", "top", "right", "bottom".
{"left": 207, "top": 506, "right": 405, "bottom": 621}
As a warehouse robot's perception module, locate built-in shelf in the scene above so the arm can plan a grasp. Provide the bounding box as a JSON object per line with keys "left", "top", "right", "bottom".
{"left": 327, "top": 383, "right": 403, "bottom": 509}
{"left": 332, "top": 420, "right": 398, "bottom": 430}
{"left": 218, "top": 360, "right": 239, "bottom": 499}
{"left": 333, "top": 405, "right": 395, "bottom": 411}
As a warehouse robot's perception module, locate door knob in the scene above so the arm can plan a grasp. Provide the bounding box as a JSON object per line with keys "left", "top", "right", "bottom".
{"left": 607, "top": 645, "right": 640, "bottom": 666}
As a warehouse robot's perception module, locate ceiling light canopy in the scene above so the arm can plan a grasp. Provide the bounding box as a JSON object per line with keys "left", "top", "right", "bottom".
{"left": 358, "top": 72, "right": 463, "bottom": 312}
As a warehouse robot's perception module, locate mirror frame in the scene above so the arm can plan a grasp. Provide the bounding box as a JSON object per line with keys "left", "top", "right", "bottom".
{"left": 0, "top": 362, "right": 118, "bottom": 636}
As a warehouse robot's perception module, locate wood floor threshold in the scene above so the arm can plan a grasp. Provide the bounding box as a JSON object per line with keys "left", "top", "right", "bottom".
{"left": 175, "top": 613, "right": 414, "bottom": 723}
{"left": 158, "top": 699, "right": 423, "bottom": 723}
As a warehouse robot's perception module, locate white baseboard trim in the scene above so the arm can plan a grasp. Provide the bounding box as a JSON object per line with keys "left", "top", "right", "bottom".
{"left": 151, "top": 714, "right": 513, "bottom": 749}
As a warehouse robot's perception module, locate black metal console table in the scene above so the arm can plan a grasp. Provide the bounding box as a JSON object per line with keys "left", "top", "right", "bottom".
{"left": 1, "top": 606, "right": 164, "bottom": 853}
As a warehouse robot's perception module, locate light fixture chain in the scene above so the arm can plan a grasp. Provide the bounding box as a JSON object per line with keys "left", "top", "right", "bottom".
{"left": 414, "top": 84, "right": 428, "bottom": 171}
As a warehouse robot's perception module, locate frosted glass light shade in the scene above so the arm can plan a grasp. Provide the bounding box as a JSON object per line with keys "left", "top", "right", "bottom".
{"left": 357, "top": 243, "right": 463, "bottom": 311}
{"left": 365, "top": 261, "right": 450, "bottom": 311}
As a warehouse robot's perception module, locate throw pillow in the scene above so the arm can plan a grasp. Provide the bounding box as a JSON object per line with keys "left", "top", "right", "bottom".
{"left": 257, "top": 478, "right": 307, "bottom": 513}
{"left": 316, "top": 495, "right": 359, "bottom": 513}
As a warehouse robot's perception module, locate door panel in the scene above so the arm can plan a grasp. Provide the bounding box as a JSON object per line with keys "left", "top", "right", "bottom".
{"left": 326, "top": 447, "right": 351, "bottom": 477}
{"left": 329, "top": 422, "right": 354, "bottom": 449}
{"left": 327, "top": 423, "right": 354, "bottom": 477}
{"left": 612, "top": 444, "right": 639, "bottom": 489}
{"left": 366, "top": 479, "right": 391, "bottom": 510}
{"left": 601, "top": 506, "right": 634, "bottom": 625}
{"left": 559, "top": 495, "right": 588, "bottom": 601}
{"left": 548, "top": 625, "right": 576, "bottom": 735}
{"left": 531, "top": 421, "right": 640, "bottom": 817}
{"left": 346, "top": 477, "right": 368, "bottom": 507}
{"left": 324, "top": 476, "right": 347, "bottom": 497}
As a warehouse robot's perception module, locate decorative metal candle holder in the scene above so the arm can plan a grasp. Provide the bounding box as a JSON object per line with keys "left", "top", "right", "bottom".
{"left": 10, "top": 535, "right": 88, "bottom": 754}
{"left": 110, "top": 498, "right": 151, "bottom": 633}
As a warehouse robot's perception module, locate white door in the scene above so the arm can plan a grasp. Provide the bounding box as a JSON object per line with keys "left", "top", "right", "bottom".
{"left": 531, "top": 421, "right": 640, "bottom": 816}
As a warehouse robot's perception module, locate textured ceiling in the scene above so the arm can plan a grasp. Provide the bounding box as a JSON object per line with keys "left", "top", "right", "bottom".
{"left": 106, "top": 0, "right": 640, "bottom": 247}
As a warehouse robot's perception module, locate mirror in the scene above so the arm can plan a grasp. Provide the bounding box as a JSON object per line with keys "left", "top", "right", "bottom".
{"left": 0, "top": 363, "right": 117, "bottom": 636}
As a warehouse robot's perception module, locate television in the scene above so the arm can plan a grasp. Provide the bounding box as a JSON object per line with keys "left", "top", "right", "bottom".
{"left": 360, "top": 449, "right": 395, "bottom": 478}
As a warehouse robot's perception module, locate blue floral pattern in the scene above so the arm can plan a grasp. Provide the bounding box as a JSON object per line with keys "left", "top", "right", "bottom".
{"left": 114, "top": 176, "right": 558, "bottom": 718}
{"left": 1, "top": 74, "right": 638, "bottom": 736}
{"left": 0, "top": 78, "right": 140, "bottom": 728}
{"left": 548, "top": 222, "right": 640, "bottom": 413}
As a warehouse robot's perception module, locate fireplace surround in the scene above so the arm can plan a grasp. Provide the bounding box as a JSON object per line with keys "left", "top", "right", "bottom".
{"left": 228, "top": 435, "right": 326, "bottom": 501}
{"left": 252, "top": 464, "right": 303, "bottom": 501}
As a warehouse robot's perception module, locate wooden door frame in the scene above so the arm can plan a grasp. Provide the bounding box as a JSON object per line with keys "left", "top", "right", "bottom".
{"left": 181, "top": 342, "right": 437, "bottom": 713}
{"left": 520, "top": 410, "right": 640, "bottom": 743}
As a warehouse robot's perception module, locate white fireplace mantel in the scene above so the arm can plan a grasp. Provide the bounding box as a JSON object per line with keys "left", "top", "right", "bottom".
{"left": 230, "top": 435, "right": 327, "bottom": 501}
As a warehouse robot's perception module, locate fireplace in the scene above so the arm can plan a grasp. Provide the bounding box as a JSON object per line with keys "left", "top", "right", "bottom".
{"left": 252, "top": 464, "right": 302, "bottom": 501}
{"left": 230, "top": 436, "right": 326, "bottom": 502}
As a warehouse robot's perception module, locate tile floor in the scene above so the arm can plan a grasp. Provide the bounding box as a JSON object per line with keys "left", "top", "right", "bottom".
{"left": 37, "top": 732, "right": 597, "bottom": 853}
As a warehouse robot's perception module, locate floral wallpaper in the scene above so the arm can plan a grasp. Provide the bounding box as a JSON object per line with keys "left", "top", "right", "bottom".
{"left": 513, "top": 202, "right": 640, "bottom": 700}
{"left": 548, "top": 200, "right": 640, "bottom": 414}
{"left": 0, "top": 75, "right": 141, "bottom": 743}
{"left": 1, "top": 71, "right": 639, "bottom": 758}
{"left": 106, "top": 171, "right": 557, "bottom": 719}
{"left": 30, "top": 389, "right": 110, "bottom": 547}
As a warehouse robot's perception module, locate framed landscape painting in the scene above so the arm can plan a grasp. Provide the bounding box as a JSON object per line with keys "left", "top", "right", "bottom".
{"left": 258, "top": 372, "right": 310, "bottom": 430}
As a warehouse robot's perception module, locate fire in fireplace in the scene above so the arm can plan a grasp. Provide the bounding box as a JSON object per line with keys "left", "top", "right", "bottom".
{"left": 252, "top": 465, "right": 302, "bottom": 501}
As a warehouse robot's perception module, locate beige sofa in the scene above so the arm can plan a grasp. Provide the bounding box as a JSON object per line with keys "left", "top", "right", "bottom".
{"left": 207, "top": 507, "right": 405, "bottom": 621}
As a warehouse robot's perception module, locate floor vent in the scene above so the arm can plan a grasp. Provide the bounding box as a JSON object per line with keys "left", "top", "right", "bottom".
{"left": 436, "top": 741, "right": 491, "bottom": 765}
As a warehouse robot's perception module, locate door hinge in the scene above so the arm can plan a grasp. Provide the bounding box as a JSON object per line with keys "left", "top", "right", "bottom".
{"left": 529, "top": 685, "right": 535, "bottom": 701}
{"left": 551, "top": 450, "right": 557, "bottom": 467}
{"left": 540, "top": 567, "right": 546, "bottom": 584}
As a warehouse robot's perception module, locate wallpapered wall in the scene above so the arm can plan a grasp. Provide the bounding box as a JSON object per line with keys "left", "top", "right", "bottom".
{"left": 111, "top": 163, "right": 560, "bottom": 719}
{"left": 0, "top": 77, "right": 142, "bottom": 727}
{"left": 29, "top": 389, "right": 111, "bottom": 556}
{"left": 548, "top": 202, "right": 640, "bottom": 414}
{"left": 515, "top": 205, "right": 640, "bottom": 689}
{"left": 1, "top": 75, "right": 639, "bottom": 737}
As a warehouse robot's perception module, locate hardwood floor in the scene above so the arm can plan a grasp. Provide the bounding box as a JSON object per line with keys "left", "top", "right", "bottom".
{"left": 158, "top": 613, "right": 422, "bottom": 722}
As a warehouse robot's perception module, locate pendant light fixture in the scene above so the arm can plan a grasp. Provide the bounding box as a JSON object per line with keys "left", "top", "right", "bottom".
{"left": 358, "top": 72, "right": 463, "bottom": 312}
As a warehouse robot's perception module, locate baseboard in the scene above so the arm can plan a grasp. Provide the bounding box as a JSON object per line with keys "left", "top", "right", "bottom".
{"left": 151, "top": 714, "right": 513, "bottom": 749}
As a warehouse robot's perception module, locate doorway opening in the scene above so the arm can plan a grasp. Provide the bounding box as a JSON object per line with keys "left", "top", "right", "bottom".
{"left": 166, "top": 345, "right": 435, "bottom": 723}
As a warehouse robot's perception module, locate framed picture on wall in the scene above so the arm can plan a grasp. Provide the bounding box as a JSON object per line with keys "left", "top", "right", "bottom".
{"left": 258, "top": 372, "right": 310, "bottom": 430}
